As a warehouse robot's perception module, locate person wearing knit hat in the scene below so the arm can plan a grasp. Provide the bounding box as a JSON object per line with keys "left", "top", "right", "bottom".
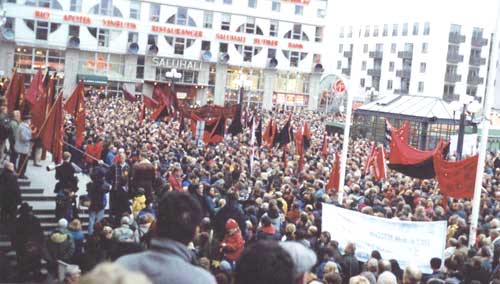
{"left": 220, "top": 218, "right": 245, "bottom": 265}
{"left": 113, "top": 216, "right": 136, "bottom": 243}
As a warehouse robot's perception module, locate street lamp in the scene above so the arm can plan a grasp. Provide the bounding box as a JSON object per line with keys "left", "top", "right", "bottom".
{"left": 165, "top": 68, "right": 182, "bottom": 102}
{"left": 233, "top": 72, "right": 252, "bottom": 108}
{"left": 450, "top": 95, "right": 482, "bottom": 160}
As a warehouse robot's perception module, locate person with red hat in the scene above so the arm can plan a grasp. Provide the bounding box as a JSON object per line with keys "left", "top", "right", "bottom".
{"left": 220, "top": 218, "right": 245, "bottom": 265}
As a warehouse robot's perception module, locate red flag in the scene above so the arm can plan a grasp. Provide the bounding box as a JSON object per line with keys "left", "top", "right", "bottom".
{"left": 154, "top": 85, "right": 170, "bottom": 108}
{"left": 152, "top": 104, "right": 168, "bottom": 121}
{"left": 295, "top": 126, "right": 304, "bottom": 156}
{"left": 263, "top": 119, "right": 273, "bottom": 146}
{"left": 123, "top": 87, "right": 137, "bottom": 102}
{"left": 143, "top": 95, "right": 159, "bottom": 109}
{"left": 203, "top": 116, "right": 225, "bottom": 144}
{"left": 326, "top": 152, "right": 341, "bottom": 192}
{"left": 372, "top": 146, "right": 387, "bottom": 181}
{"left": 363, "top": 143, "right": 377, "bottom": 176}
{"left": 303, "top": 122, "right": 311, "bottom": 150}
{"left": 178, "top": 112, "right": 185, "bottom": 136}
{"left": 283, "top": 145, "right": 288, "bottom": 170}
{"left": 85, "top": 141, "right": 103, "bottom": 164}
{"left": 434, "top": 153, "right": 478, "bottom": 208}
{"left": 40, "top": 94, "right": 64, "bottom": 163}
{"left": 25, "top": 69, "right": 43, "bottom": 105}
{"left": 32, "top": 78, "right": 54, "bottom": 133}
{"left": 321, "top": 133, "right": 328, "bottom": 156}
{"left": 5, "top": 69, "right": 19, "bottom": 113}
{"left": 64, "top": 82, "right": 85, "bottom": 147}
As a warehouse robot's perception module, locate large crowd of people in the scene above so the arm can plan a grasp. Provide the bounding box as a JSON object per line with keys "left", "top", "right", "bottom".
{"left": 0, "top": 94, "right": 499, "bottom": 283}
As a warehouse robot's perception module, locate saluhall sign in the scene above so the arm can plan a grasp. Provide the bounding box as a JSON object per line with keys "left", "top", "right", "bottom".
{"left": 151, "top": 57, "right": 202, "bottom": 71}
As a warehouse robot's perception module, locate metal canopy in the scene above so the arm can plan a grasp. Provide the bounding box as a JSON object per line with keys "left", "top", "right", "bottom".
{"left": 354, "top": 94, "right": 463, "bottom": 124}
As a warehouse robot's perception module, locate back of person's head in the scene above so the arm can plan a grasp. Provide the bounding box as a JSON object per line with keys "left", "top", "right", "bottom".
{"left": 261, "top": 215, "right": 272, "bottom": 227}
{"left": 379, "top": 259, "right": 392, "bottom": 273}
{"left": 430, "top": 258, "right": 442, "bottom": 270}
{"left": 361, "top": 271, "right": 377, "bottom": 284}
{"left": 403, "top": 265, "right": 422, "bottom": 284}
{"left": 324, "top": 272, "right": 342, "bottom": 284}
{"left": 69, "top": 219, "right": 82, "bottom": 231}
{"left": 350, "top": 275, "right": 370, "bottom": 284}
{"left": 157, "top": 191, "right": 202, "bottom": 244}
{"left": 367, "top": 258, "right": 379, "bottom": 273}
{"left": 371, "top": 250, "right": 382, "bottom": 260}
{"left": 235, "top": 241, "right": 295, "bottom": 284}
{"left": 79, "top": 262, "right": 151, "bottom": 284}
{"left": 427, "top": 279, "right": 445, "bottom": 284}
{"left": 377, "top": 271, "right": 397, "bottom": 284}
{"left": 279, "top": 241, "right": 317, "bottom": 282}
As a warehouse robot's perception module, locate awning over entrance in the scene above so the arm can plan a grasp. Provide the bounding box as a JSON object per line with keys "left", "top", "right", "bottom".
{"left": 77, "top": 74, "right": 108, "bottom": 86}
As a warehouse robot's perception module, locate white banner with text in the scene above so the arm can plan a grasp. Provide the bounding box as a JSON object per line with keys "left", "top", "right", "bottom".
{"left": 322, "top": 203, "right": 447, "bottom": 273}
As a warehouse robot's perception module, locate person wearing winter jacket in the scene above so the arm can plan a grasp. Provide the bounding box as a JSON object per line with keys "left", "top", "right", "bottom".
{"left": 220, "top": 218, "right": 245, "bottom": 264}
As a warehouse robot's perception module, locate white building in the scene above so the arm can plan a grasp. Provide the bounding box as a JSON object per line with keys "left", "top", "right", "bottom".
{"left": 323, "top": 0, "right": 498, "bottom": 105}
{"left": 0, "top": 0, "right": 327, "bottom": 110}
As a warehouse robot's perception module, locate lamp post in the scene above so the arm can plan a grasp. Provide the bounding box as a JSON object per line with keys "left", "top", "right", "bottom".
{"left": 233, "top": 72, "right": 252, "bottom": 108}
{"left": 165, "top": 68, "right": 182, "bottom": 98}
{"left": 450, "top": 95, "right": 481, "bottom": 160}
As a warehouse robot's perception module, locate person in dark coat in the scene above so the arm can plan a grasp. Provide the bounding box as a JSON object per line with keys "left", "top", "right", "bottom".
{"left": 131, "top": 153, "right": 155, "bottom": 204}
{"left": 12, "top": 203, "right": 44, "bottom": 282}
{"left": 54, "top": 152, "right": 80, "bottom": 221}
{"left": 214, "top": 192, "right": 247, "bottom": 240}
{"left": 0, "top": 162, "right": 21, "bottom": 225}
{"left": 86, "top": 166, "right": 111, "bottom": 235}
{"left": 106, "top": 152, "right": 131, "bottom": 225}
{"left": 341, "top": 242, "right": 361, "bottom": 284}
{"left": 253, "top": 215, "right": 281, "bottom": 241}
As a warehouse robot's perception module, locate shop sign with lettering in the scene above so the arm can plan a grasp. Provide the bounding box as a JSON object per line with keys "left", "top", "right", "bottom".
{"left": 254, "top": 38, "right": 278, "bottom": 46}
{"left": 288, "top": 42, "right": 304, "bottom": 49}
{"left": 34, "top": 10, "right": 50, "bottom": 19}
{"left": 216, "top": 33, "right": 246, "bottom": 43}
{"left": 151, "top": 57, "right": 202, "bottom": 71}
{"left": 63, "top": 14, "right": 92, "bottom": 24}
{"left": 152, "top": 25, "right": 203, "bottom": 37}
{"left": 103, "top": 19, "right": 136, "bottom": 29}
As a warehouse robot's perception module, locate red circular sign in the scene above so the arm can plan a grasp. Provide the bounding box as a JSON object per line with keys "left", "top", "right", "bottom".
{"left": 333, "top": 80, "right": 346, "bottom": 94}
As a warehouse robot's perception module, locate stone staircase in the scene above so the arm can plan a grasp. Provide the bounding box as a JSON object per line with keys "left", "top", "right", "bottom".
{"left": 0, "top": 179, "right": 92, "bottom": 282}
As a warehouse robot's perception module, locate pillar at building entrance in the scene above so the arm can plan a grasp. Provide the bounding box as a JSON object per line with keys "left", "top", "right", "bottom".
{"left": 214, "top": 63, "right": 228, "bottom": 105}
{"left": 0, "top": 41, "right": 15, "bottom": 78}
{"left": 308, "top": 72, "right": 322, "bottom": 111}
{"left": 62, "top": 48, "right": 80, "bottom": 98}
{"left": 262, "top": 68, "right": 277, "bottom": 110}
{"left": 196, "top": 62, "right": 210, "bottom": 105}
{"left": 122, "top": 54, "right": 138, "bottom": 95}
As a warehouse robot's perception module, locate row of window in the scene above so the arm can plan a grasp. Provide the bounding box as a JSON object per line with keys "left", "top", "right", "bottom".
{"left": 338, "top": 42, "right": 427, "bottom": 54}
{"left": 339, "top": 22, "right": 431, "bottom": 38}
{"left": 358, "top": 78, "right": 425, "bottom": 93}
{"left": 337, "top": 60, "right": 427, "bottom": 73}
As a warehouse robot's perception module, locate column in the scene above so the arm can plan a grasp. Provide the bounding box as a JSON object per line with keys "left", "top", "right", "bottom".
{"left": 0, "top": 41, "right": 15, "bottom": 78}
{"left": 262, "top": 68, "right": 277, "bottom": 110}
{"left": 308, "top": 72, "right": 322, "bottom": 111}
{"left": 122, "top": 54, "right": 138, "bottom": 94}
{"left": 214, "top": 63, "right": 227, "bottom": 105}
{"left": 142, "top": 55, "right": 156, "bottom": 97}
{"left": 196, "top": 62, "right": 210, "bottom": 105}
{"left": 420, "top": 122, "right": 429, "bottom": 150}
{"left": 62, "top": 48, "right": 80, "bottom": 98}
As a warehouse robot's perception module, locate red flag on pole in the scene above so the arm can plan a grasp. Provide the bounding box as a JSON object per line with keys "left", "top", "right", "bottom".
{"left": 372, "top": 146, "right": 387, "bottom": 181}
{"left": 363, "top": 143, "right": 377, "bottom": 176}
{"left": 321, "top": 133, "right": 328, "bottom": 156}
{"left": 25, "top": 69, "right": 43, "bottom": 105}
{"left": 143, "top": 95, "right": 159, "bottom": 109}
{"left": 326, "top": 152, "right": 341, "bottom": 192}
{"left": 5, "top": 69, "right": 20, "bottom": 113}
{"left": 85, "top": 141, "right": 103, "bottom": 164}
{"left": 122, "top": 87, "right": 137, "bottom": 102}
{"left": 64, "top": 81, "right": 86, "bottom": 147}
{"left": 40, "top": 94, "right": 64, "bottom": 164}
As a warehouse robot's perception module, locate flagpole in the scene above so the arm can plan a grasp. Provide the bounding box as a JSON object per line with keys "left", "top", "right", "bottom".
{"left": 62, "top": 141, "right": 109, "bottom": 167}
{"left": 468, "top": 1, "right": 500, "bottom": 248}
{"left": 17, "top": 92, "right": 62, "bottom": 176}
{"left": 337, "top": 76, "right": 352, "bottom": 205}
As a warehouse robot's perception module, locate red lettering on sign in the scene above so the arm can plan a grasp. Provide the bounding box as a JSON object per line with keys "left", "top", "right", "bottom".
{"left": 63, "top": 14, "right": 92, "bottom": 24}
{"left": 254, "top": 38, "right": 278, "bottom": 46}
{"left": 35, "top": 10, "right": 50, "bottom": 19}
{"left": 152, "top": 25, "right": 203, "bottom": 37}
{"left": 216, "top": 33, "right": 246, "bottom": 43}
{"left": 288, "top": 42, "right": 303, "bottom": 49}
{"left": 102, "top": 19, "right": 137, "bottom": 29}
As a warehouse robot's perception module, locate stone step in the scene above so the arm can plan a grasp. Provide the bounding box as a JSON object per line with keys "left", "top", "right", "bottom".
{"left": 20, "top": 188, "right": 45, "bottom": 195}
{"left": 22, "top": 195, "right": 57, "bottom": 202}
{"left": 18, "top": 180, "right": 31, "bottom": 187}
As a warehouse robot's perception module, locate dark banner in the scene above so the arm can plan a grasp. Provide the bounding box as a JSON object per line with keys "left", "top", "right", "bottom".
{"left": 181, "top": 104, "right": 237, "bottom": 120}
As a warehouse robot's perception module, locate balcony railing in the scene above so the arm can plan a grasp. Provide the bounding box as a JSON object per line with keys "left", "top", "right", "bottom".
{"left": 443, "top": 93, "right": 460, "bottom": 102}
{"left": 394, "top": 88, "right": 409, "bottom": 95}
{"left": 396, "top": 69, "right": 412, "bottom": 78}
{"left": 367, "top": 68, "right": 382, "bottom": 77}
{"left": 471, "top": 36, "right": 488, "bottom": 47}
{"left": 341, "top": 68, "right": 351, "bottom": 76}
{"left": 469, "top": 56, "right": 486, "bottom": 66}
{"left": 369, "top": 51, "right": 383, "bottom": 59}
{"left": 467, "top": 76, "right": 484, "bottom": 85}
{"left": 397, "top": 51, "right": 413, "bottom": 59}
{"left": 447, "top": 54, "right": 464, "bottom": 64}
{"left": 343, "top": 51, "right": 352, "bottom": 58}
{"left": 444, "top": 73, "right": 462, "bottom": 83}
{"left": 449, "top": 32, "right": 466, "bottom": 44}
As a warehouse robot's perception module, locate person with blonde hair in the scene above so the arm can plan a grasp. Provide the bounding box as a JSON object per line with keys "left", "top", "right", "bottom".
{"left": 79, "top": 262, "right": 151, "bottom": 284}
{"left": 350, "top": 275, "right": 370, "bottom": 284}
{"left": 403, "top": 265, "right": 422, "bottom": 284}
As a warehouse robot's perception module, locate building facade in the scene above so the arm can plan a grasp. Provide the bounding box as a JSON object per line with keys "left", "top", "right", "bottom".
{"left": 0, "top": 0, "right": 327, "bottom": 110}
{"left": 324, "top": 21, "right": 492, "bottom": 103}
